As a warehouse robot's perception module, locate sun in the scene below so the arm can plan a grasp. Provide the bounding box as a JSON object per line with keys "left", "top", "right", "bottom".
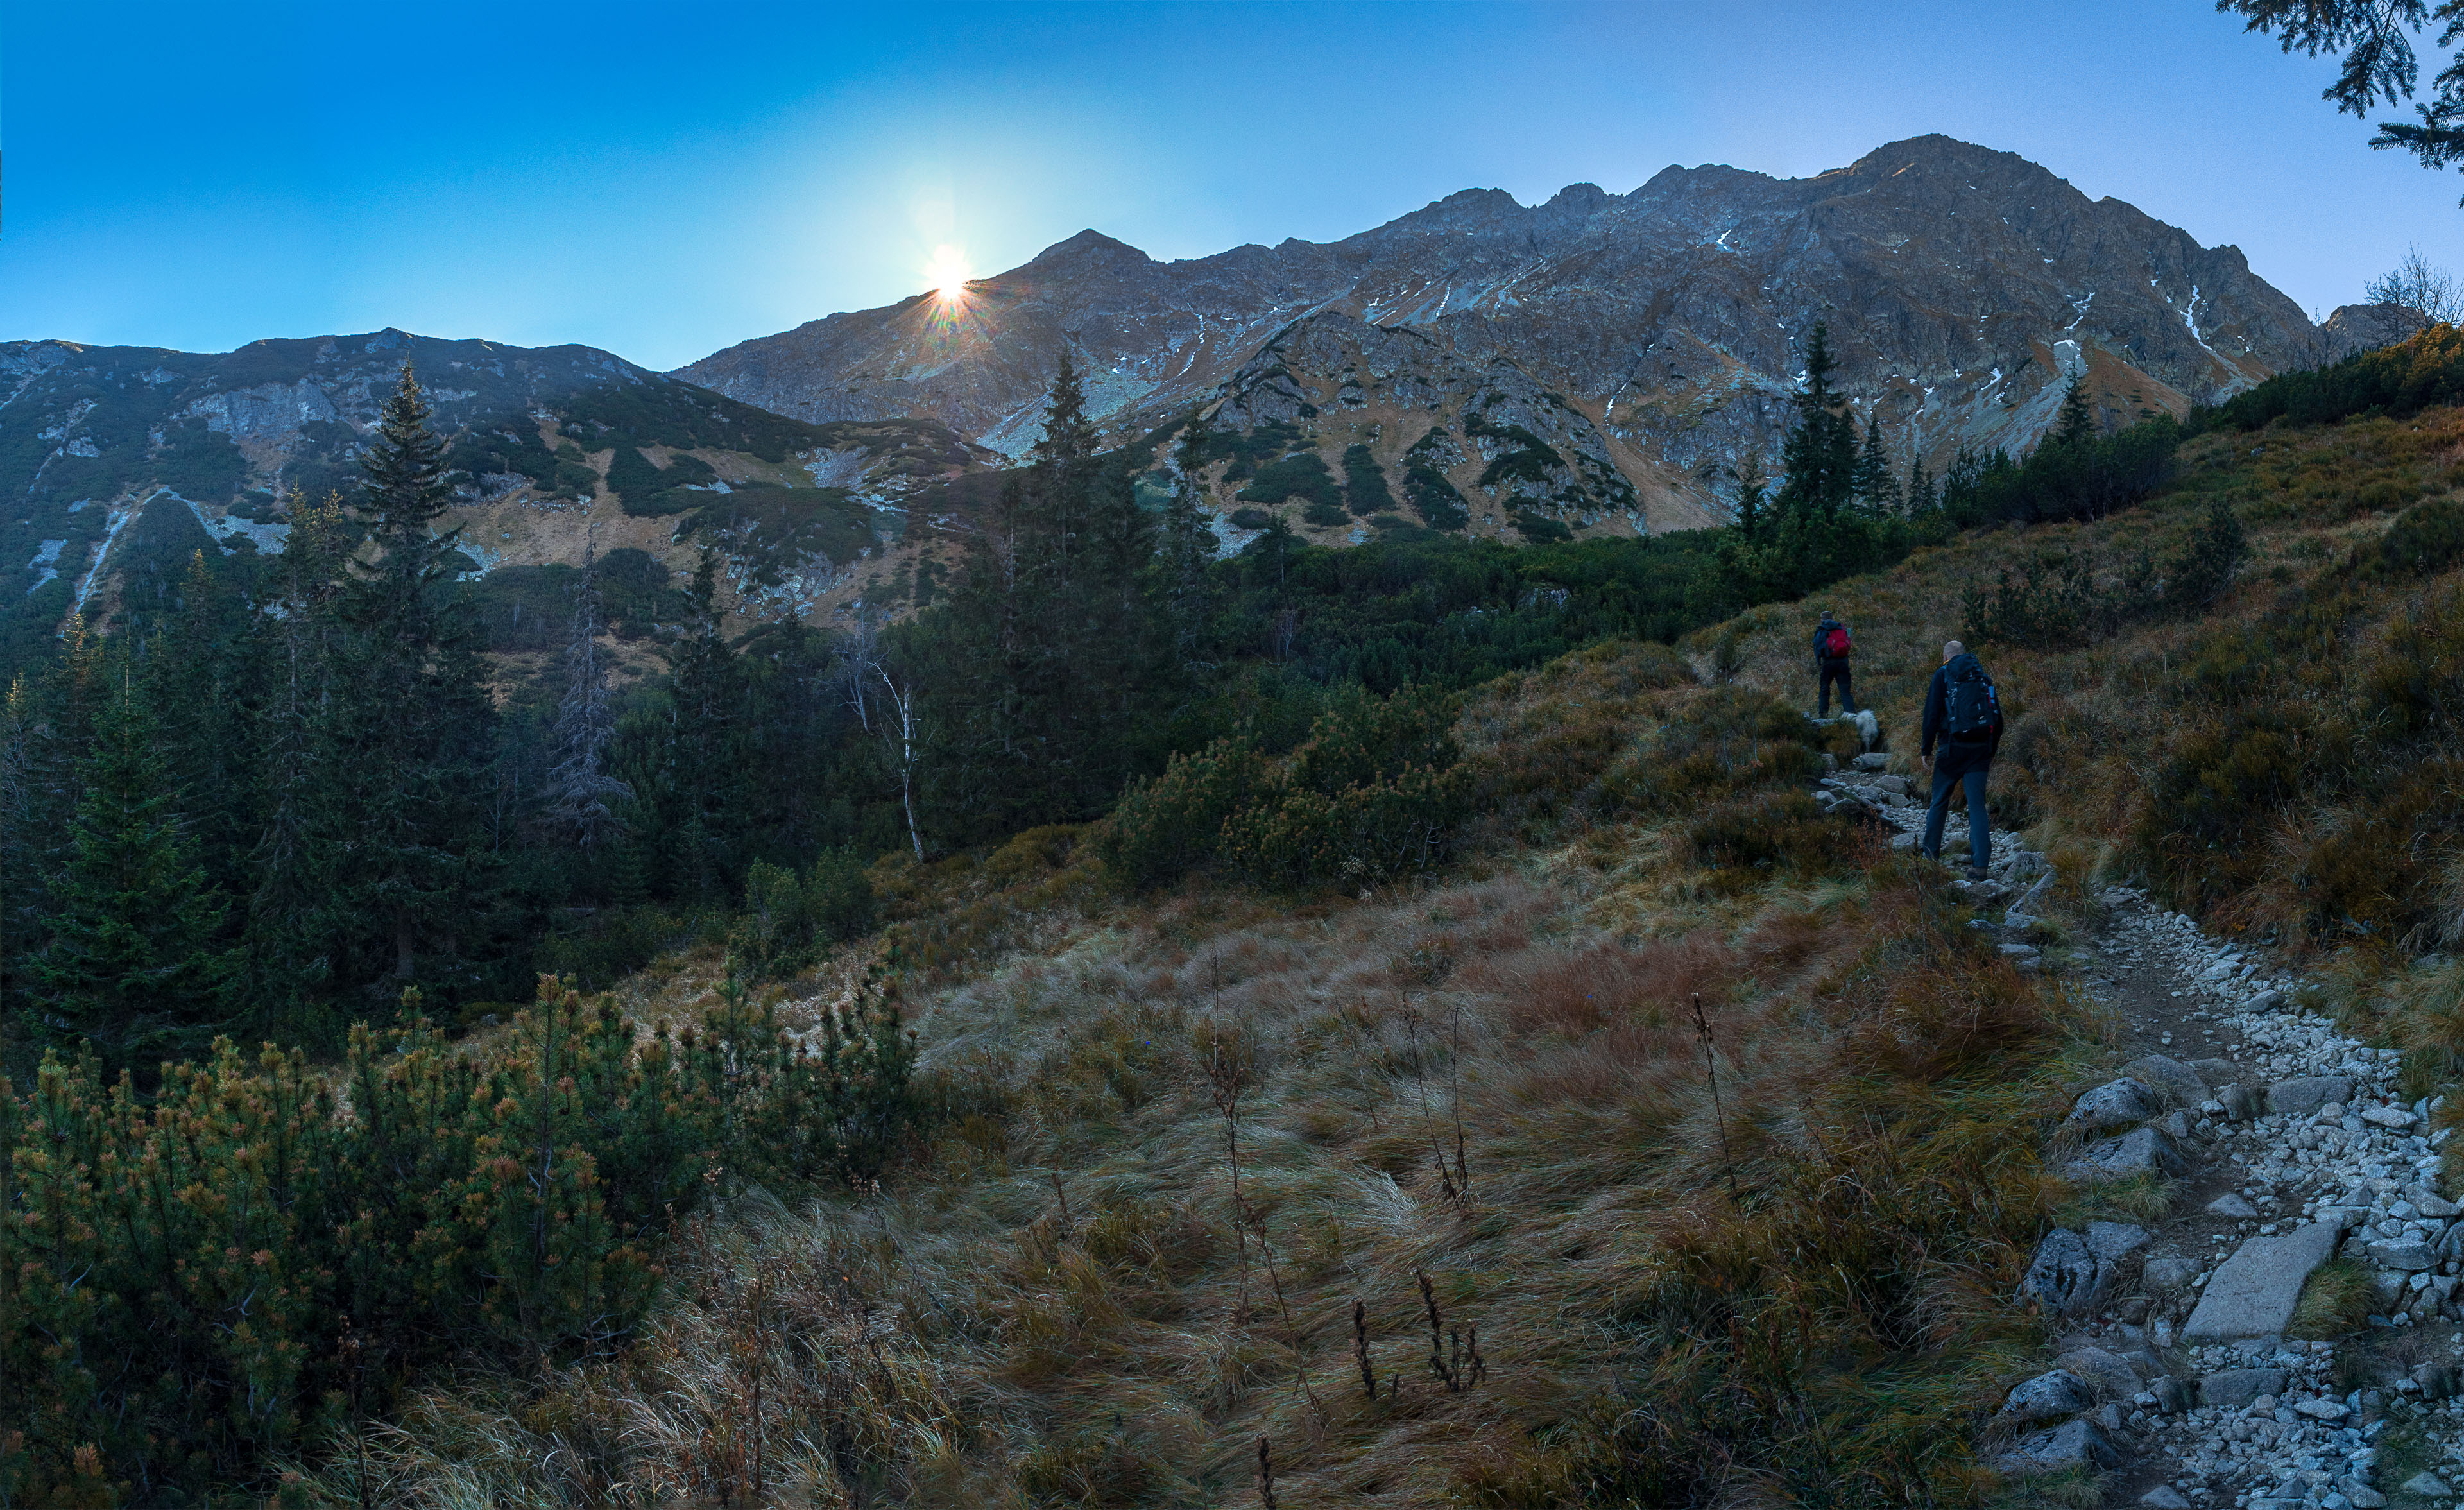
{"left": 924, "top": 245, "right": 973, "bottom": 302}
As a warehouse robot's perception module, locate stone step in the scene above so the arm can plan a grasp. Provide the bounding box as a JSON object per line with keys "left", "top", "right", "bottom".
{"left": 2182, "top": 1221, "right": 2341, "bottom": 1341}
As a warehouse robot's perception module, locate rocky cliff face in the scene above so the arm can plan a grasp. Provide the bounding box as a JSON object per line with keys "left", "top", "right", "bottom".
{"left": 677, "top": 135, "right": 2386, "bottom": 532}
{"left": 0, "top": 329, "right": 989, "bottom": 673}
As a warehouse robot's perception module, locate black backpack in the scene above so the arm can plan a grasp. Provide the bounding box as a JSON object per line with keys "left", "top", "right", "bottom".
{"left": 1944, "top": 655, "right": 1999, "bottom": 737}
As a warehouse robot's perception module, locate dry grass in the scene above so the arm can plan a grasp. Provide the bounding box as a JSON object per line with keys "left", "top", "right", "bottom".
{"left": 290, "top": 422, "right": 2464, "bottom": 1505}
{"left": 290, "top": 735, "right": 2092, "bottom": 1508}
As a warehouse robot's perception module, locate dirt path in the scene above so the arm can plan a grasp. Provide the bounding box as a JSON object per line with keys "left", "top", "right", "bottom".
{"left": 2020, "top": 889, "right": 2464, "bottom": 1509}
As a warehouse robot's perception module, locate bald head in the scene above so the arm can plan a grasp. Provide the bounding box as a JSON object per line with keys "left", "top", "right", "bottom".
{"left": 1942, "top": 640, "right": 1964, "bottom": 664}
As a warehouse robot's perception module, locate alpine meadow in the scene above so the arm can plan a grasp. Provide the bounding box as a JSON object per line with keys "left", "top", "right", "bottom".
{"left": 17, "top": 4, "right": 2464, "bottom": 1505}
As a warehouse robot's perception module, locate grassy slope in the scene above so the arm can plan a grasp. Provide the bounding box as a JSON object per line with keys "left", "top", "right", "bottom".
{"left": 297, "top": 405, "right": 2464, "bottom": 1508}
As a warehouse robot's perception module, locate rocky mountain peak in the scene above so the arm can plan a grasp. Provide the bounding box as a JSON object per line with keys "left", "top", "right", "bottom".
{"left": 1017, "top": 228, "right": 1155, "bottom": 278}
{"left": 672, "top": 135, "right": 2384, "bottom": 543}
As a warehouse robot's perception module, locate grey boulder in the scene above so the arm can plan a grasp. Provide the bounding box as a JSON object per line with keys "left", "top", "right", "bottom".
{"left": 2064, "top": 1126, "right": 2187, "bottom": 1181}
{"left": 1996, "top": 1368, "right": 2094, "bottom": 1424}
{"left": 2208, "top": 1192, "right": 2260, "bottom": 1219}
{"left": 2367, "top": 1239, "right": 2437, "bottom": 1272}
{"left": 2067, "top": 1077, "right": 2160, "bottom": 1131}
{"left": 2019, "top": 1229, "right": 2109, "bottom": 1317}
{"left": 2270, "top": 1076, "right": 2355, "bottom": 1118}
{"left": 2086, "top": 1221, "right": 2150, "bottom": 1262}
{"left": 2055, "top": 1344, "right": 2143, "bottom": 1402}
{"left": 2199, "top": 1367, "right": 2288, "bottom": 1407}
{"left": 2143, "top": 1256, "right": 2201, "bottom": 1292}
{"left": 1994, "top": 1418, "right": 2120, "bottom": 1473}
{"left": 2123, "top": 1053, "right": 2212, "bottom": 1108}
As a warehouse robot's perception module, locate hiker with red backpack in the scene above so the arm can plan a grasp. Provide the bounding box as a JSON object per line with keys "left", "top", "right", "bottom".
{"left": 1921, "top": 639, "right": 2004, "bottom": 881}
{"left": 1813, "top": 610, "right": 1857, "bottom": 717}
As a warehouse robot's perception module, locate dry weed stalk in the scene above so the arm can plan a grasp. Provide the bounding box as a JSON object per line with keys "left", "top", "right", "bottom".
{"left": 1241, "top": 1193, "right": 1325, "bottom": 1420}
{"left": 1257, "top": 1434, "right": 1279, "bottom": 1510}
{"left": 1207, "top": 1025, "right": 1255, "bottom": 1325}
{"left": 1401, "top": 999, "right": 1464, "bottom": 1205}
{"left": 1690, "top": 990, "right": 1741, "bottom": 1204}
{"left": 1417, "top": 1269, "right": 1459, "bottom": 1393}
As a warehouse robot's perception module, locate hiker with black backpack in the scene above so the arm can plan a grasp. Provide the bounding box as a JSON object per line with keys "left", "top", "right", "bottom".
{"left": 1812, "top": 609, "right": 1857, "bottom": 717}
{"left": 1920, "top": 639, "right": 2004, "bottom": 880}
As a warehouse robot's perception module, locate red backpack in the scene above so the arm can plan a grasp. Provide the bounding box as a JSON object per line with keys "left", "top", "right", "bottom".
{"left": 1823, "top": 625, "right": 1852, "bottom": 658}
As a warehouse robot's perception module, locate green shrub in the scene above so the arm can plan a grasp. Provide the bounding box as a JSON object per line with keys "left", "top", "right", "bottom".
{"left": 1302, "top": 497, "right": 1350, "bottom": 528}
{"left": 0, "top": 970, "right": 914, "bottom": 1504}
{"left": 1236, "top": 452, "right": 1341, "bottom": 511}
{"left": 2196, "top": 323, "right": 2464, "bottom": 431}
{"left": 1219, "top": 762, "right": 1471, "bottom": 891}
{"left": 1288, "top": 683, "right": 1461, "bottom": 795}
{"left": 2381, "top": 496, "right": 2464, "bottom": 577}
{"left": 1604, "top": 687, "right": 1822, "bottom": 811}
{"left": 726, "top": 847, "right": 875, "bottom": 979}
{"left": 1512, "top": 509, "right": 1573, "bottom": 544}
{"left": 1683, "top": 788, "right": 1861, "bottom": 873}
{"left": 1097, "top": 737, "right": 1271, "bottom": 889}
{"left": 535, "top": 904, "right": 720, "bottom": 990}
{"left": 1228, "top": 506, "right": 1277, "bottom": 531}
{"left": 1342, "top": 443, "right": 1395, "bottom": 517}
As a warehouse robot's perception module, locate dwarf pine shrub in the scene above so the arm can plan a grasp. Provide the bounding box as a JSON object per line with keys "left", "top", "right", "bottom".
{"left": 1100, "top": 685, "right": 1470, "bottom": 892}
{"left": 0, "top": 968, "right": 914, "bottom": 1504}
{"left": 726, "top": 846, "right": 874, "bottom": 979}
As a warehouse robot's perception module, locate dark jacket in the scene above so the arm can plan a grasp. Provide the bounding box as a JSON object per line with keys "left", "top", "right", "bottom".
{"left": 1921, "top": 654, "right": 2003, "bottom": 760}
{"left": 1813, "top": 620, "right": 1850, "bottom": 664}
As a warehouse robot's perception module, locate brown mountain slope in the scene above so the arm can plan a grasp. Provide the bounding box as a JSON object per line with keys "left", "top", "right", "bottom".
{"left": 677, "top": 134, "right": 2388, "bottom": 528}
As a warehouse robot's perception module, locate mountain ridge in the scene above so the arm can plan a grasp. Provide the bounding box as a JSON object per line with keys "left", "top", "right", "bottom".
{"left": 674, "top": 134, "right": 2386, "bottom": 526}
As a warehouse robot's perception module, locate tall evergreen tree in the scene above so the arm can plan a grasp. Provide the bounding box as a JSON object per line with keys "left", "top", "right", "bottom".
{"left": 545, "top": 537, "right": 633, "bottom": 852}
{"left": 333, "top": 364, "right": 497, "bottom": 983}
{"left": 925, "top": 353, "right": 1165, "bottom": 837}
{"left": 26, "top": 662, "right": 233, "bottom": 1074}
{"left": 1728, "top": 455, "right": 1769, "bottom": 539}
{"left": 1851, "top": 412, "right": 1903, "bottom": 514}
{"left": 244, "top": 492, "right": 349, "bottom": 1009}
{"left": 1158, "top": 418, "right": 1223, "bottom": 665}
{"left": 1904, "top": 457, "right": 1938, "bottom": 515}
{"left": 2049, "top": 376, "right": 2098, "bottom": 449}
{"left": 1773, "top": 324, "right": 1860, "bottom": 524}
{"left": 654, "top": 549, "right": 748, "bottom": 900}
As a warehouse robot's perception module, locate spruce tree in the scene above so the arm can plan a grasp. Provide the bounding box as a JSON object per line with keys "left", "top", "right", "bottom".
{"left": 27, "top": 664, "right": 233, "bottom": 1074}
{"left": 1904, "top": 458, "right": 1938, "bottom": 514}
{"left": 243, "top": 493, "right": 349, "bottom": 1009}
{"left": 658, "top": 549, "right": 747, "bottom": 899}
{"left": 545, "top": 538, "right": 633, "bottom": 852}
{"left": 922, "top": 353, "right": 1170, "bottom": 838}
{"left": 2049, "top": 377, "right": 2098, "bottom": 450}
{"left": 1158, "top": 418, "right": 1223, "bottom": 665}
{"left": 334, "top": 364, "right": 497, "bottom": 983}
{"left": 1851, "top": 413, "right": 1902, "bottom": 514}
{"left": 1729, "top": 455, "right": 1769, "bottom": 539}
{"left": 1774, "top": 324, "right": 1859, "bottom": 523}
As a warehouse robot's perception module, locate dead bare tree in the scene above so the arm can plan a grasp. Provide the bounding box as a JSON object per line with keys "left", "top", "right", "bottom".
{"left": 839, "top": 614, "right": 927, "bottom": 863}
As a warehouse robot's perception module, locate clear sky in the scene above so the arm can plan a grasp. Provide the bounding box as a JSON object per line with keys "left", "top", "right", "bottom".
{"left": 4, "top": 1, "right": 2457, "bottom": 372}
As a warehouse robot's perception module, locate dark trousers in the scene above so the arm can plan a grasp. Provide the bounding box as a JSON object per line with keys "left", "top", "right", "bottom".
{"left": 1818, "top": 659, "right": 1856, "bottom": 716}
{"left": 1922, "top": 742, "right": 1993, "bottom": 870}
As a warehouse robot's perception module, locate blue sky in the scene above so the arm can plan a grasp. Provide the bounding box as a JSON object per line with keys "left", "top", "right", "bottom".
{"left": 4, "top": 1, "right": 2457, "bottom": 371}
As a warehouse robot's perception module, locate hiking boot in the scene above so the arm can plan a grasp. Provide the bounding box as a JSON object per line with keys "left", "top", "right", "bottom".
{"left": 1964, "top": 866, "right": 1990, "bottom": 883}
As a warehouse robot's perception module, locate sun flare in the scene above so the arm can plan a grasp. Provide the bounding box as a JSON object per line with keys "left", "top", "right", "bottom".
{"left": 925, "top": 245, "right": 973, "bottom": 302}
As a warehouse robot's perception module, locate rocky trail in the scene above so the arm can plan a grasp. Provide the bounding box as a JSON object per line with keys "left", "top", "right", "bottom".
{"left": 1811, "top": 746, "right": 2464, "bottom": 1505}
